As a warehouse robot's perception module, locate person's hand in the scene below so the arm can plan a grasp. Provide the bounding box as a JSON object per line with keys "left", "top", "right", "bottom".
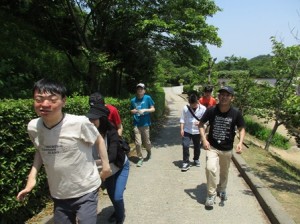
{"left": 100, "top": 166, "right": 112, "bottom": 181}
{"left": 236, "top": 143, "right": 243, "bottom": 154}
{"left": 202, "top": 139, "right": 210, "bottom": 150}
{"left": 16, "top": 188, "right": 31, "bottom": 201}
{"left": 138, "top": 109, "right": 146, "bottom": 115}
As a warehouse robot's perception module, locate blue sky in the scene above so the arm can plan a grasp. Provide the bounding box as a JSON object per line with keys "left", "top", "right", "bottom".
{"left": 207, "top": 0, "right": 300, "bottom": 61}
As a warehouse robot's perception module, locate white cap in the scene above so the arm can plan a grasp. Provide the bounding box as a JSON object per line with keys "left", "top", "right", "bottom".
{"left": 136, "top": 83, "right": 145, "bottom": 88}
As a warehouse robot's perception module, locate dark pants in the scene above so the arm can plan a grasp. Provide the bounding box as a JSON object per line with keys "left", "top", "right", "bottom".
{"left": 182, "top": 132, "right": 201, "bottom": 163}
{"left": 52, "top": 189, "right": 98, "bottom": 224}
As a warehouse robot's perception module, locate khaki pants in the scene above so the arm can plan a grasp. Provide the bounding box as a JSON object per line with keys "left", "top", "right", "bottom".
{"left": 134, "top": 126, "right": 151, "bottom": 158}
{"left": 206, "top": 147, "right": 232, "bottom": 196}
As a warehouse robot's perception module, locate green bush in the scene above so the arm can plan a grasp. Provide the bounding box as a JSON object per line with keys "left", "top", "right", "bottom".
{"left": 0, "top": 99, "right": 49, "bottom": 223}
{"left": 0, "top": 90, "right": 165, "bottom": 223}
{"left": 245, "top": 116, "right": 290, "bottom": 150}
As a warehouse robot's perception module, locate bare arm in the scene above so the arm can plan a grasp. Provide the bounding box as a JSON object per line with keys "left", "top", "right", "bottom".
{"left": 116, "top": 124, "right": 123, "bottom": 136}
{"left": 139, "top": 106, "right": 155, "bottom": 115}
{"left": 95, "top": 135, "right": 112, "bottom": 180}
{"left": 199, "top": 122, "right": 210, "bottom": 150}
{"left": 16, "top": 151, "right": 43, "bottom": 201}
{"left": 180, "top": 123, "right": 184, "bottom": 137}
{"left": 146, "top": 106, "right": 155, "bottom": 113}
{"left": 236, "top": 127, "right": 246, "bottom": 154}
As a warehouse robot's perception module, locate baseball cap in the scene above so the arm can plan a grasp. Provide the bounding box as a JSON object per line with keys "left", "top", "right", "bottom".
{"left": 218, "top": 86, "right": 234, "bottom": 95}
{"left": 89, "top": 92, "right": 105, "bottom": 106}
{"left": 136, "top": 83, "right": 145, "bottom": 89}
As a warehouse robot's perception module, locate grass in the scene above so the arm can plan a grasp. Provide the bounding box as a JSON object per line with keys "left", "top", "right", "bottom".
{"left": 244, "top": 116, "right": 290, "bottom": 150}
{"left": 241, "top": 139, "right": 300, "bottom": 223}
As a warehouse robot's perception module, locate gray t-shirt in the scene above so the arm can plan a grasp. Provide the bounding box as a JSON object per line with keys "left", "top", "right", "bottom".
{"left": 28, "top": 114, "right": 101, "bottom": 199}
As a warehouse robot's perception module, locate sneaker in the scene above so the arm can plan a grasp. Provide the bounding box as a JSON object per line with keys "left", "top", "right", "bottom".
{"left": 205, "top": 193, "right": 216, "bottom": 208}
{"left": 181, "top": 162, "right": 190, "bottom": 171}
{"left": 194, "top": 160, "right": 200, "bottom": 167}
{"left": 145, "top": 151, "right": 151, "bottom": 161}
{"left": 218, "top": 191, "right": 227, "bottom": 201}
{"left": 137, "top": 158, "right": 143, "bottom": 167}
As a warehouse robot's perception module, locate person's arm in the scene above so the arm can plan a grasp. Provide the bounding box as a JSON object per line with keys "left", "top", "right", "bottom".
{"left": 139, "top": 105, "right": 155, "bottom": 114}
{"left": 236, "top": 127, "right": 246, "bottom": 154}
{"left": 116, "top": 123, "right": 123, "bottom": 136}
{"left": 180, "top": 123, "right": 184, "bottom": 137}
{"left": 95, "top": 135, "right": 112, "bottom": 180}
{"left": 16, "top": 151, "right": 43, "bottom": 201}
{"left": 111, "top": 107, "right": 123, "bottom": 136}
{"left": 199, "top": 122, "right": 210, "bottom": 150}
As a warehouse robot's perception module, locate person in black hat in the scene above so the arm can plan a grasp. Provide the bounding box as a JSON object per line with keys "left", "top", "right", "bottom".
{"left": 199, "top": 86, "right": 246, "bottom": 209}
{"left": 89, "top": 92, "right": 123, "bottom": 136}
{"left": 86, "top": 104, "right": 129, "bottom": 224}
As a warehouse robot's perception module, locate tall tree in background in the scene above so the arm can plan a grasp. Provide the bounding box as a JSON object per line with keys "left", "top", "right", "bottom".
{"left": 0, "top": 0, "right": 221, "bottom": 96}
{"left": 253, "top": 37, "right": 300, "bottom": 151}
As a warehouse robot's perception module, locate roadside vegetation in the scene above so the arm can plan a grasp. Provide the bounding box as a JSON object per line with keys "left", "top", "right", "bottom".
{"left": 244, "top": 116, "right": 290, "bottom": 150}
{"left": 241, "top": 136, "right": 300, "bottom": 223}
{"left": 0, "top": 1, "right": 299, "bottom": 223}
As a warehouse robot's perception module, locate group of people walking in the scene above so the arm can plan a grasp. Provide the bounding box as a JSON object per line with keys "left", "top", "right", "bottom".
{"left": 180, "top": 85, "right": 245, "bottom": 208}
{"left": 16, "top": 78, "right": 245, "bottom": 223}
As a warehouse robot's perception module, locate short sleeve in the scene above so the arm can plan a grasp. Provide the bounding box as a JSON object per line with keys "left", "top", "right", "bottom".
{"left": 80, "top": 117, "right": 100, "bottom": 145}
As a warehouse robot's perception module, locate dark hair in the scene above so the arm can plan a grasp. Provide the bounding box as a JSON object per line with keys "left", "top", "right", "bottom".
{"left": 89, "top": 92, "right": 105, "bottom": 105}
{"left": 188, "top": 93, "right": 198, "bottom": 104}
{"left": 98, "top": 116, "right": 113, "bottom": 136}
{"left": 204, "top": 86, "right": 213, "bottom": 92}
{"left": 33, "top": 78, "right": 67, "bottom": 98}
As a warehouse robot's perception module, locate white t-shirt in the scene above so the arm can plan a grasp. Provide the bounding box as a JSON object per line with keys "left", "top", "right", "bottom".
{"left": 180, "top": 104, "right": 206, "bottom": 134}
{"left": 28, "top": 114, "right": 101, "bottom": 199}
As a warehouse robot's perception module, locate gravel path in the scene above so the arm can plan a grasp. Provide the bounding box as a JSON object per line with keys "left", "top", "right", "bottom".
{"left": 96, "top": 86, "right": 270, "bottom": 224}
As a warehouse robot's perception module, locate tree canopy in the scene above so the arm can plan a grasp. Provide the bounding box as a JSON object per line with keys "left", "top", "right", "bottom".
{"left": 0, "top": 0, "right": 221, "bottom": 98}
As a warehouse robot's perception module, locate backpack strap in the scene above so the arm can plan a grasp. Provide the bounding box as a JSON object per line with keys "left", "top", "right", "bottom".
{"left": 187, "top": 105, "right": 200, "bottom": 121}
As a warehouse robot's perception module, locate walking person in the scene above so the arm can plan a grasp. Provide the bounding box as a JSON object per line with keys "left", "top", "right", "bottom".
{"left": 86, "top": 104, "right": 129, "bottom": 224}
{"left": 199, "top": 86, "right": 246, "bottom": 209}
{"left": 180, "top": 93, "right": 206, "bottom": 171}
{"left": 130, "top": 83, "right": 155, "bottom": 167}
{"left": 16, "top": 78, "right": 112, "bottom": 224}
{"left": 89, "top": 92, "right": 123, "bottom": 136}
{"left": 199, "top": 85, "right": 217, "bottom": 108}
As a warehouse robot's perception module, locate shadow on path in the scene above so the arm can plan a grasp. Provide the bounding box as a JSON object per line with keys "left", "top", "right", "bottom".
{"left": 152, "top": 117, "right": 182, "bottom": 148}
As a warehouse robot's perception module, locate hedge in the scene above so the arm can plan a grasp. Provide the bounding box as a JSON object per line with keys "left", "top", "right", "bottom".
{"left": 0, "top": 88, "right": 165, "bottom": 223}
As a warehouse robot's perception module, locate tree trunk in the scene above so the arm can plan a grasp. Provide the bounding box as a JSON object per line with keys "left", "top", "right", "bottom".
{"left": 264, "top": 120, "right": 280, "bottom": 151}
{"left": 87, "top": 62, "right": 98, "bottom": 93}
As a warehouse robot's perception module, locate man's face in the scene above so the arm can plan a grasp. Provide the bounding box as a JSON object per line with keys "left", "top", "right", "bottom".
{"left": 136, "top": 87, "right": 145, "bottom": 97}
{"left": 204, "top": 91, "right": 212, "bottom": 97}
{"left": 218, "top": 91, "right": 233, "bottom": 105}
{"left": 190, "top": 102, "right": 198, "bottom": 109}
{"left": 33, "top": 90, "right": 66, "bottom": 119}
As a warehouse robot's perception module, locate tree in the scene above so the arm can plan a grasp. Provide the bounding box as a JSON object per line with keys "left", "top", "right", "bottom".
{"left": 227, "top": 71, "right": 257, "bottom": 115}
{"left": 1, "top": 0, "right": 222, "bottom": 96}
{"left": 253, "top": 37, "right": 300, "bottom": 151}
{"left": 215, "top": 55, "right": 249, "bottom": 71}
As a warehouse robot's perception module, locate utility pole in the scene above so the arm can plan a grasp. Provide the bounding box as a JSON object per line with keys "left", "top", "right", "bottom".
{"left": 208, "top": 57, "right": 217, "bottom": 85}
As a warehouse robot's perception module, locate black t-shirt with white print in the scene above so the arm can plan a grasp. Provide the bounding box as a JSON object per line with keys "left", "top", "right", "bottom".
{"left": 200, "top": 105, "right": 245, "bottom": 151}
